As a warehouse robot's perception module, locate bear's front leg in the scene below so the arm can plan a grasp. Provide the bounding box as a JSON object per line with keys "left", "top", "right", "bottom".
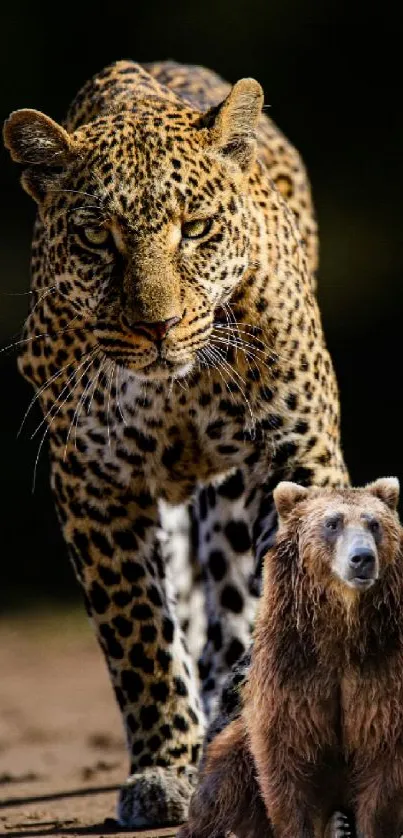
{"left": 50, "top": 449, "right": 204, "bottom": 827}
{"left": 355, "top": 758, "right": 403, "bottom": 838}
{"left": 178, "top": 715, "right": 271, "bottom": 838}
{"left": 247, "top": 713, "right": 328, "bottom": 838}
{"left": 254, "top": 767, "right": 321, "bottom": 838}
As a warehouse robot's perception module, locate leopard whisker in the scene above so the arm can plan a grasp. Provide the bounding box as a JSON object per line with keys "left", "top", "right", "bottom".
{"left": 168, "top": 376, "right": 175, "bottom": 398}
{"left": 73, "top": 368, "right": 98, "bottom": 447}
{"left": 225, "top": 303, "right": 284, "bottom": 332}
{"left": 31, "top": 347, "right": 99, "bottom": 440}
{"left": 115, "top": 364, "right": 128, "bottom": 425}
{"left": 17, "top": 355, "right": 80, "bottom": 439}
{"left": 211, "top": 333, "right": 260, "bottom": 380}
{"left": 225, "top": 300, "right": 282, "bottom": 330}
{"left": 26, "top": 285, "right": 59, "bottom": 318}
{"left": 66, "top": 205, "right": 104, "bottom": 214}
{"left": 0, "top": 321, "right": 83, "bottom": 356}
{"left": 215, "top": 323, "right": 265, "bottom": 342}
{"left": 223, "top": 303, "right": 265, "bottom": 332}
{"left": 222, "top": 306, "right": 246, "bottom": 362}
{"left": 212, "top": 330, "right": 277, "bottom": 362}
{"left": 142, "top": 379, "right": 149, "bottom": 407}
{"left": 207, "top": 343, "right": 256, "bottom": 434}
{"left": 23, "top": 284, "right": 79, "bottom": 319}
{"left": 63, "top": 352, "right": 101, "bottom": 460}
{"left": 1, "top": 290, "right": 33, "bottom": 297}
{"left": 213, "top": 325, "right": 287, "bottom": 364}
{"left": 48, "top": 187, "right": 103, "bottom": 203}
{"left": 32, "top": 348, "right": 98, "bottom": 490}
{"left": 105, "top": 360, "right": 116, "bottom": 452}
{"left": 215, "top": 312, "right": 268, "bottom": 348}
{"left": 221, "top": 302, "right": 236, "bottom": 358}
{"left": 201, "top": 345, "right": 239, "bottom": 407}
{"left": 175, "top": 373, "right": 191, "bottom": 392}
{"left": 87, "top": 356, "right": 108, "bottom": 415}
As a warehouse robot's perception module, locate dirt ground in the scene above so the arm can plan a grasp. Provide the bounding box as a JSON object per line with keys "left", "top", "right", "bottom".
{"left": 0, "top": 608, "right": 177, "bottom": 838}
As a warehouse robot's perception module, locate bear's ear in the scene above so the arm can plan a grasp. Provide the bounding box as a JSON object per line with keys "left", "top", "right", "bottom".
{"left": 205, "top": 78, "right": 263, "bottom": 171}
{"left": 3, "top": 109, "right": 76, "bottom": 202}
{"left": 366, "top": 477, "right": 400, "bottom": 511}
{"left": 273, "top": 481, "right": 309, "bottom": 521}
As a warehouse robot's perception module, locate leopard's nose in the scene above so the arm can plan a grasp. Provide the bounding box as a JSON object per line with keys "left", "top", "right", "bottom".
{"left": 127, "top": 316, "right": 181, "bottom": 342}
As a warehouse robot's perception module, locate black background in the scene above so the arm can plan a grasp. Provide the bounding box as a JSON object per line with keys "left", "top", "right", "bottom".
{"left": 1, "top": 1, "right": 402, "bottom": 607}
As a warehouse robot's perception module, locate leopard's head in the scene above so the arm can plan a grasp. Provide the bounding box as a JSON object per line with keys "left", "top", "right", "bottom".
{"left": 3, "top": 79, "right": 263, "bottom": 381}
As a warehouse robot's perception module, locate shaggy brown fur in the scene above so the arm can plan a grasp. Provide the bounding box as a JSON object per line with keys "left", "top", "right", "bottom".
{"left": 181, "top": 478, "right": 403, "bottom": 838}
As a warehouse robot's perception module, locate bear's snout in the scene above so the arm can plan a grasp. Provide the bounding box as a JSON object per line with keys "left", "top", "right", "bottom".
{"left": 332, "top": 527, "right": 379, "bottom": 590}
{"left": 347, "top": 543, "right": 377, "bottom": 588}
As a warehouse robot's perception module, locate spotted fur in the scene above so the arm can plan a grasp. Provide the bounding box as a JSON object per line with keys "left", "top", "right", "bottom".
{"left": 3, "top": 59, "right": 348, "bottom": 826}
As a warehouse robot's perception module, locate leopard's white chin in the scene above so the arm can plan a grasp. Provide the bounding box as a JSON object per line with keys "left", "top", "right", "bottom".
{"left": 131, "top": 357, "right": 194, "bottom": 382}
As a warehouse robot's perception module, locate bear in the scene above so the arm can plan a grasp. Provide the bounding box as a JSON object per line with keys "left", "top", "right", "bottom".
{"left": 178, "top": 477, "right": 403, "bottom": 838}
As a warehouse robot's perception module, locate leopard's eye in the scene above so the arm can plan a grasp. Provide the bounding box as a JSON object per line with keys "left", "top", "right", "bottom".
{"left": 181, "top": 218, "right": 212, "bottom": 240}
{"left": 77, "top": 226, "right": 111, "bottom": 248}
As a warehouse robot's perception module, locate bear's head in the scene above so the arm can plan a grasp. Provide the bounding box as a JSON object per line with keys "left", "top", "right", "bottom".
{"left": 273, "top": 478, "right": 401, "bottom": 594}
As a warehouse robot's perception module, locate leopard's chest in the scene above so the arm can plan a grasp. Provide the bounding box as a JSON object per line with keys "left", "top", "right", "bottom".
{"left": 73, "top": 376, "right": 264, "bottom": 502}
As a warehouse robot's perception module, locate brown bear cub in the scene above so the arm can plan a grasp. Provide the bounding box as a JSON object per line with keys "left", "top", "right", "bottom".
{"left": 180, "top": 478, "right": 403, "bottom": 838}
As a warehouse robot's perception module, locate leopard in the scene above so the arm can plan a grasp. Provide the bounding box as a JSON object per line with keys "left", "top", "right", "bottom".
{"left": 3, "top": 59, "right": 349, "bottom": 827}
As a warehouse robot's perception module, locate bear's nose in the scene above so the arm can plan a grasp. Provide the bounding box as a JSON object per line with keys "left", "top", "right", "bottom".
{"left": 348, "top": 546, "right": 376, "bottom": 578}
{"left": 126, "top": 316, "right": 181, "bottom": 342}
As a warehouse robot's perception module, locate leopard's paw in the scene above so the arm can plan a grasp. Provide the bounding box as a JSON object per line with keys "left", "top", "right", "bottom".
{"left": 117, "top": 765, "right": 198, "bottom": 827}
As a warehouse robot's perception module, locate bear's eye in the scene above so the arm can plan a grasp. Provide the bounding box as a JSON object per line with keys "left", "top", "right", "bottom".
{"left": 368, "top": 518, "right": 380, "bottom": 536}
{"left": 182, "top": 218, "right": 213, "bottom": 240}
{"left": 325, "top": 514, "right": 342, "bottom": 533}
{"left": 77, "top": 226, "right": 112, "bottom": 249}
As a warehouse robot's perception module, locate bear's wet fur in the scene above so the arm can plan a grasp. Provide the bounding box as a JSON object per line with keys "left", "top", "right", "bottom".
{"left": 179, "top": 478, "right": 403, "bottom": 838}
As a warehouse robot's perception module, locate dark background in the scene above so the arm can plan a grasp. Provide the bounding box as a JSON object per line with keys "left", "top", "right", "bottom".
{"left": 1, "top": 1, "right": 402, "bottom": 608}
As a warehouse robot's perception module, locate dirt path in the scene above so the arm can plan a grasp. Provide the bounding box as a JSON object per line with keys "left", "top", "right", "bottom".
{"left": 0, "top": 608, "right": 177, "bottom": 838}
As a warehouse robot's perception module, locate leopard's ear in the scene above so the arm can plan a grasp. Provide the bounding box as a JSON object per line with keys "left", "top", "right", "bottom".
{"left": 206, "top": 78, "right": 263, "bottom": 171}
{"left": 3, "top": 109, "right": 76, "bottom": 201}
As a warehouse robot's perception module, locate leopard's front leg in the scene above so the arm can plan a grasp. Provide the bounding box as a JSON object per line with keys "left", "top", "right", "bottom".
{"left": 196, "top": 470, "right": 261, "bottom": 718}
{"left": 197, "top": 441, "right": 349, "bottom": 719}
{"left": 50, "top": 449, "right": 204, "bottom": 827}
